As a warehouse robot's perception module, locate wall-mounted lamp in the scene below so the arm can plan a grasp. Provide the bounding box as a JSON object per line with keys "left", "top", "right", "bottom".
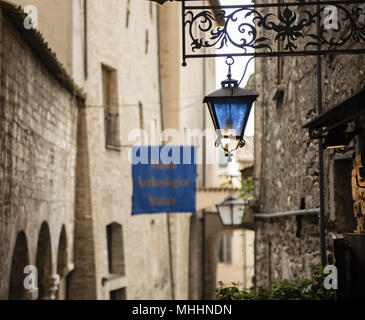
{"left": 216, "top": 195, "right": 247, "bottom": 227}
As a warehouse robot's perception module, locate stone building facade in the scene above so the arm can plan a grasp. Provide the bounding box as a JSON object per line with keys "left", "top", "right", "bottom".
{"left": 0, "top": 2, "right": 84, "bottom": 299}
{"left": 1, "top": 0, "right": 232, "bottom": 300}
{"left": 252, "top": 0, "right": 365, "bottom": 286}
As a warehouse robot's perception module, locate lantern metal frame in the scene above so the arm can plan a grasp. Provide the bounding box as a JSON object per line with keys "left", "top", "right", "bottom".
{"left": 203, "top": 57, "right": 258, "bottom": 161}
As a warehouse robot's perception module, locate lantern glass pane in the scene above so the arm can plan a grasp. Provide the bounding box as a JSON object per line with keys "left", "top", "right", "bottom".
{"left": 217, "top": 204, "right": 233, "bottom": 225}
{"left": 213, "top": 100, "right": 249, "bottom": 136}
{"left": 232, "top": 205, "right": 244, "bottom": 225}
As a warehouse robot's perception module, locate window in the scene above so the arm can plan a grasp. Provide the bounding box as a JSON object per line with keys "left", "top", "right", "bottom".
{"left": 138, "top": 101, "right": 144, "bottom": 144}
{"left": 102, "top": 65, "right": 120, "bottom": 148}
{"left": 217, "top": 232, "right": 232, "bottom": 264}
{"left": 126, "top": 0, "right": 130, "bottom": 28}
{"left": 296, "top": 198, "right": 305, "bottom": 238}
{"left": 219, "top": 148, "right": 228, "bottom": 169}
{"left": 110, "top": 288, "right": 127, "bottom": 300}
{"left": 138, "top": 101, "right": 144, "bottom": 130}
{"left": 145, "top": 30, "right": 149, "bottom": 55}
{"left": 106, "top": 223, "right": 125, "bottom": 275}
{"left": 150, "top": 2, "right": 153, "bottom": 20}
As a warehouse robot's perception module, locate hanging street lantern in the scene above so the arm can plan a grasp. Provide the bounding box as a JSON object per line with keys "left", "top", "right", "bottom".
{"left": 203, "top": 58, "right": 259, "bottom": 162}
{"left": 216, "top": 195, "right": 247, "bottom": 227}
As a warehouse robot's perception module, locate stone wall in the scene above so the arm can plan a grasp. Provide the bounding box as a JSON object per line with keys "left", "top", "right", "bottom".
{"left": 253, "top": 0, "right": 365, "bottom": 286}
{"left": 0, "top": 5, "right": 81, "bottom": 299}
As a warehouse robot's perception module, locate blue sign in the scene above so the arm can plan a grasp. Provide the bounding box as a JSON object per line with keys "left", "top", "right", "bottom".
{"left": 131, "top": 146, "right": 196, "bottom": 215}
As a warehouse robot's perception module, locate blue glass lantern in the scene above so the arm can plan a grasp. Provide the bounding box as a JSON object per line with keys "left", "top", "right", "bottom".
{"left": 203, "top": 77, "right": 258, "bottom": 161}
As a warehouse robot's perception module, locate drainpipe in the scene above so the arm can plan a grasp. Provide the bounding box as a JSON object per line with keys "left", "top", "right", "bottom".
{"left": 83, "top": 0, "right": 88, "bottom": 79}
{"left": 202, "top": 52, "right": 207, "bottom": 188}
{"left": 201, "top": 35, "right": 207, "bottom": 301}
{"left": 253, "top": 208, "right": 320, "bottom": 219}
{"left": 316, "top": 0, "right": 327, "bottom": 267}
{"left": 157, "top": 5, "right": 175, "bottom": 301}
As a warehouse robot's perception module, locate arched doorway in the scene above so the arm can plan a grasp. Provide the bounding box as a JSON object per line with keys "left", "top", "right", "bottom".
{"left": 36, "top": 222, "right": 53, "bottom": 300}
{"left": 8, "top": 231, "right": 29, "bottom": 300}
{"left": 216, "top": 229, "right": 255, "bottom": 289}
{"left": 57, "top": 226, "right": 68, "bottom": 300}
{"left": 105, "top": 222, "right": 127, "bottom": 300}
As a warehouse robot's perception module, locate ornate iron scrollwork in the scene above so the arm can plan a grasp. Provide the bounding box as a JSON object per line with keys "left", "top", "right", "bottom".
{"left": 306, "top": 5, "right": 365, "bottom": 50}
{"left": 182, "top": 0, "right": 365, "bottom": 64}
{"left": 186, "top": 9, "right": 274, "bottom": 53}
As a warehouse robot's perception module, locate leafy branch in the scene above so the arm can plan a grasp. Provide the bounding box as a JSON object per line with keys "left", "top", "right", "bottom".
{"left": 216, "top": 265, "right": 335, "bottom": 300}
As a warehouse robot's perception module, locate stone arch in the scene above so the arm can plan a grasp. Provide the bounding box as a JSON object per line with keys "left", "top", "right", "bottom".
{"left": 217, "top": 231, "right": 233, "bottom": 264}
{"left": 105, "top": 222, "right": 127, "bottom": 300}
{"left": 8, "top": 231, "right": 29, "bottom": 300}
{"left": 36, "top": 222, "right": 54, "bottom": 300}
{"left": 56, "top": 225, "right": 68, "bottom": 300}
{"left": 202, "top": 211, "right": 247, "bottom": 299}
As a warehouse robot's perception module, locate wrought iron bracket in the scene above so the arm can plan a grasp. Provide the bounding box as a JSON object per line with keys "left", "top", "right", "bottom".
{"left": 151, "top": 0, "right": 365, "bottom": 66}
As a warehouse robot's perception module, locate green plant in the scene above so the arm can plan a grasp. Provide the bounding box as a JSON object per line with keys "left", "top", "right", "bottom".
{"left": 240, "top": 177, "right": 254, "bottom": 200}
{"left": 216, "top": 265, "right": 335, "bottom": 300}
{"left": 238, "top": 177, "right": 254, "bottom": 220}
